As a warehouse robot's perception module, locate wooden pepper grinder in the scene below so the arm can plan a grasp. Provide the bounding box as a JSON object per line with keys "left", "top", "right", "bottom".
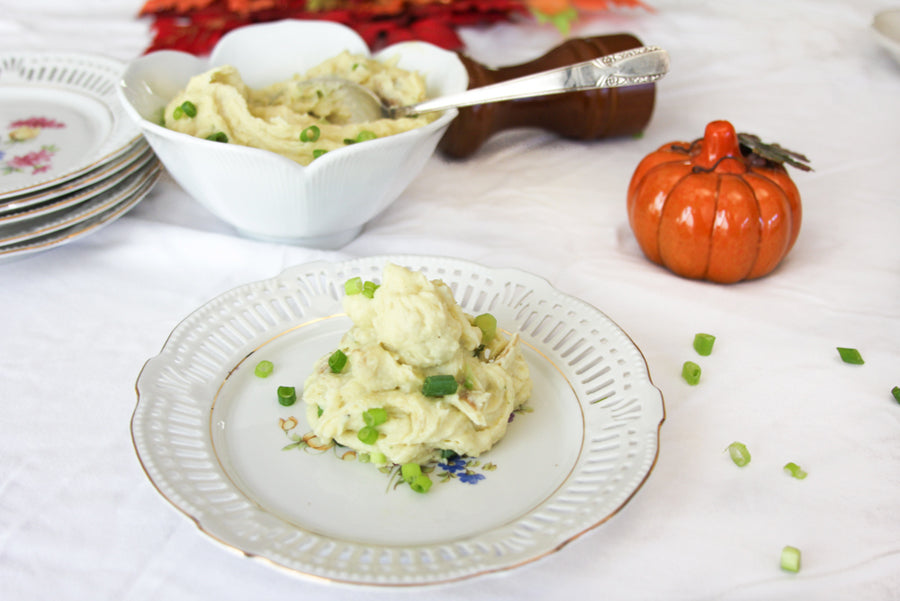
{"left": 438, "top": 34, "right": 657, "bottom": 159}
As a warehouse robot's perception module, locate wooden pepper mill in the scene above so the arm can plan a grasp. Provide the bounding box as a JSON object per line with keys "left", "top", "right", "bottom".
{"left": 438, "top": 34, "right": 657, "bottom": 159}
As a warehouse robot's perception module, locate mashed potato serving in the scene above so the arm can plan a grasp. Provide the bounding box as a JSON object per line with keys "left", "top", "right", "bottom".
{"left": 163, "top": 51, "right": 436, "bottom": 165}
{"left": 302, "top": 264, "right": 532, "bottom": 469}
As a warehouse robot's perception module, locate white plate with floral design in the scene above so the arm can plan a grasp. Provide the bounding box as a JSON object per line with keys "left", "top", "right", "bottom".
{"left": 132, "top": 255, "right": 665, "bottom": 587}
{"left": 0, "top": 52, "right": 142, "bottom": 199}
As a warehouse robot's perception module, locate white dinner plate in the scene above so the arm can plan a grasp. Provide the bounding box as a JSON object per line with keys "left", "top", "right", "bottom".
{"left": 0, "top": 52, "right": 141, "bottom": 199}
{"left": 0, "top": 162, "right": 160, "bottom": 263}
{"left": 132, "top": 256, "right": 665, "bottom": 587}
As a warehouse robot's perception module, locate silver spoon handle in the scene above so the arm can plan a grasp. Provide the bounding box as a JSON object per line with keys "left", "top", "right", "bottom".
{"left": 395, "top": 45, "right": 669, "bottom": 117}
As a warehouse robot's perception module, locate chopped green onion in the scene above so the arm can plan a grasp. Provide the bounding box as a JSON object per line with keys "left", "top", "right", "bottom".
{"left": 300, "top": 125, "right": 321, "bottom": 142}
{"left": 837, "top": 347, "right": 864, "bottom": 364}
{"left": 369, "top": 451, "right": 387, "bottom": 464}
{"left": 400, "top": 462, "right": 422, "bottom": 483}
{"left": 344, "top": 276, "right": 363, "bottom": 295}
{"left": 783, "top": 462, "right": 808, "bottom": 479}
{"left": 172, "top": 106, "right": 184, "bottom": 120}
{"left": 409, "top": 473, "right": 433, "bottom": 494}
{"left": 463, "top": 364, "right": 475, "bottom": 390}
{"left": 312, "top": 149, "right": 327, "bottom": 159}
{"left": 356, "top": 130, "right": 376, "bottom": 142}
{"left": 206, "top": 132, "right": 228, "bottom": 143}
{"left": 693, "top": 332, "right": 716, "bottom": 356}
{"left": 422, "top": 375, "right": 458, "bottom": 397}
{"left": 357, "top": 425, "right": 378, "bottom": 445}
{"left": 362, "top": 280, "right": 379, "bottom": 299}
{"left": 363, "top": 407, "right": 388, "bottom": 427}
{"left": 727, "top": 441, "right": 751, "bottom": 467}
{"left": 277, "top": 385, "right": 296, "bottom": 406}
{"left": 316, "top": 405, "right": 323, "bottom": 417}
{"left": 328, "top": 349, "right": 348, "bottom": 373}
{"left": 180, "top": 100, "right": 197, "bottom": 118}
{"left": 254, "top": 360, "right": 274, "bottom": 378}
{"left": 780, "top": 545, "right": 801, "bottom": 573}
{"left": 682, "top": 361, "right": 702, "bottom": 385}
{"left": 474, "top": 313, "right": 497, "bottom": 344}
{"left": 892, "top": 386, "right": 900, "bottom": 404}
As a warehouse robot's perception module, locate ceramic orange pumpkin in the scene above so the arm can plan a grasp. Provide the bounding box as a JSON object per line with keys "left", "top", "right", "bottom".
{"left": 627, "top": 120, "right": 806, "bottom": 283}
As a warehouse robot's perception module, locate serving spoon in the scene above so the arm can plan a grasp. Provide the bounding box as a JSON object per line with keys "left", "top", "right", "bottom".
{"left": 313, "top": 45, "right": 669, "bottom": 124}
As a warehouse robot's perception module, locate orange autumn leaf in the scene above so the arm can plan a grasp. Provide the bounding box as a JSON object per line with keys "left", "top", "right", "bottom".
{"left": 139, "top": 0, "right": 216, "bottom": 14}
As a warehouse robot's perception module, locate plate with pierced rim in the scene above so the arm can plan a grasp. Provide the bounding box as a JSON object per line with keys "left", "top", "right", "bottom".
{"left": 0, "top": 161, "right": 160, "bottom": 263}
{"left": 0, "top": 52, "right": 141, "bottom": 199}
{"left": 132, "top": 255, "right": 665, "bottom": 587}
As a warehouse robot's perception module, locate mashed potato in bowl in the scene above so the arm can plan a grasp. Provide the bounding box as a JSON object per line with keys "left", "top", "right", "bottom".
{"left": 302, "top": 264, "right": 532, "bottom": 470}
{"left": 163, "top": 51, "right": 436, "bottom": 166}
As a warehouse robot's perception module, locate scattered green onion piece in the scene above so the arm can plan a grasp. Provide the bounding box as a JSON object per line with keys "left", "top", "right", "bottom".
{"left": 277, "top": 386, "right": 297, "bottom": 407}
{"left": 316, "top": 405, "right": 323, "bottom": 417}
{"left": 783, "top": 462, "right": 808, "bottom": 480}
{"left": 463, "top": 364, "right": 475, "bottom": 390}
{"left": 343, "top": 138, "right": 355, "bottom": 145}
{"left": 693, "top": 332, "right": 716, "bottom": 356}
{"left": 172, "top": 105, "right": 184, "bottom": 120}
{"left": 312, "top": 149, "right": 328, "bottom": 159}
{"left": 363, "top": 407, "right": 388, "bottom": 427}
{"left": 422, "top": 375, "right": 458, "bottom": 397}
{"left": 254, "top": 360, "right": 274, "bottom": 378}
{"left": 356, "top": 130, "right": 377, "bottom": 142}
{"left": 682, "top": 361, "right": 702, "bottom": 385}
{"left": 837, "top": 347, "right": 864, "bottom": 365}
{"left": 300, "top": 125, "right": 320, "bottom": 142}
{"left": 328, "top": 349, "right": 348, "bottom": 373}
{"left": 727, "top": 441, "right": 751, "bottom": 467}
{"left": 400, "top": 462, "right": 422, "bottom": 483}
{"left": 316, "top": 89, "right": 324, "bottom": 99}
{"left": 409, "top": 473, "right": 432, "bottom": 494}
{"left": 357, "top": 425, "right": 378, "bottom": 445}
{"left": 180, "top": 100, "right": 197, "bottom": 118}
{"left": 206, "top": 132, "right": 228, "bottom": 143}
{"left": 474, "top": 313, "right": 497, "bottom": 344}
{"left": 362, "top": 280, "right": 379, "bottom": 299}
{"left": 344, "top": 276, "right": 363, "bottom": 295}
{"left": 892, "top": 386, "right": 900, "bottom": 404}
{"left": 780, "top": 545, "right": 801, "bottom": 573}
{"left": 369, "top": 451, "right": 387, "bottom": 464}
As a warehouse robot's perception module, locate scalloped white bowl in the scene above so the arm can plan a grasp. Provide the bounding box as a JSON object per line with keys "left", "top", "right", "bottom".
{"left": 117, "top": 20, "right": 468, "bottom": 248}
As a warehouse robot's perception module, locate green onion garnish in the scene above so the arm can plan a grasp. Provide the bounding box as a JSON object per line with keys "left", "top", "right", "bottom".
{"left": 362, "top": 280, "right": 379, "bottom": 299}
{"left": 837, "top": 347, "right": 864, "bottom": 364}
{"left": 422, "top": 374, "right": 458, "bottom": 397}
{"left": 357, "top": 425, "right": 378, "bottom": 445}
{"left": 344, "top": 276, "right": 363, "bottom": 295}
{"left": 316, "top": 405, "right": 323, "bottom": 417}
{"left": 312, "top": 149, "right": 327, "bottom": 159}
{"left": 254, "top": 360, "right": 274, "bottom": 378}
{"left": 780, "top": 545, "right": 801, "bottom": 573}
{"left": 682, "top": 361, "right": 701, "bottom": 385}
{"left": 300, "top": 125, "right": 320, "bottom": 142}
{"left": 783, "top": 462, "right": 808, "bottom": 479}
{"left": 172, "top": 106, "right": 184, "bottom": 120}
{"left": 180, "top": 101, "right": 197, "bottom": 118}
{"left": 356, "top": 130, "right": 376, "bottom": 142}
{"left": 892, "top": 386, "right": 900, "bottom": 404}
{"left": 363, "top": 407, "right": 388, "bottom": 427}
{"left": 409, "top": 474, "right": 432, "bottom": 494}
{"left": 474, "top": 313, "right": 497, "bottom": 344}
{"left": 693, "top": 333, "right": 716, "bottom": 356}
{"left": 463, "top": 364, "right": 475, "bottom": 390}
{"left": 369, "top": 451, "right": 387, "bottom": 464}
{"left": 328, "top": 349, "right": 348, "bottom": 373}
{"left": 400, "top": 462, "right": 422, "bottom": 483}
{"left": 206, "top": 132, "right": 228, "bottom": 143}
{"left": 727, "top": 441, "right": 751, "bottom": 467}
{"left": 277, "top": 385, "right": 296, "bottom": 406}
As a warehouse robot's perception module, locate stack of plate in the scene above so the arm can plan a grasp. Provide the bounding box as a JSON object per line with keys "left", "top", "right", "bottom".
{"left": 0, "top": 52, "right": 162, "bottom": 263}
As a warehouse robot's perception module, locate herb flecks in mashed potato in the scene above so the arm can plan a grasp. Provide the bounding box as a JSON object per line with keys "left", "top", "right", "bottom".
{"left": 302, "top": 264, "right": 532, "bottom": 466}
{"left": 163, "top": 51, "right": 435, "bottom": 166}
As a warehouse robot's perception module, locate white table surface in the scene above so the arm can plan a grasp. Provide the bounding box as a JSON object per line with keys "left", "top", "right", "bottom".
{"left": 2, "top": 0, "right": 899, "bottom": 599}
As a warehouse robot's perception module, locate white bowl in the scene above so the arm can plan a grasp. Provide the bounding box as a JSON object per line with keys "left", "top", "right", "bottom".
{"left": 873, "top": 8, "right": 900, "bottom": 66}
{"left": 117, "top": 20, "right": 468, "bottom": 248}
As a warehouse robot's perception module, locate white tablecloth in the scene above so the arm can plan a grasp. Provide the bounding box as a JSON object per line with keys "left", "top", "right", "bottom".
{"left": 2, "top": 1, "right": 899, "bottom": 599}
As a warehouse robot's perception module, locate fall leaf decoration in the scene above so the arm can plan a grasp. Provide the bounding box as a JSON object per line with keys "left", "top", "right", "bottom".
{"left": 138, "top": 0, "right": 651, "bottom": 55}
{"left": 737, "top": 132, "right": 813, "bottom": 172}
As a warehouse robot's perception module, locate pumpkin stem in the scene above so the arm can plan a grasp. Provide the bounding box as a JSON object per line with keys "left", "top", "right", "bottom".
{"left": 694, "top": 120, "right": 746, "bottom": 173}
